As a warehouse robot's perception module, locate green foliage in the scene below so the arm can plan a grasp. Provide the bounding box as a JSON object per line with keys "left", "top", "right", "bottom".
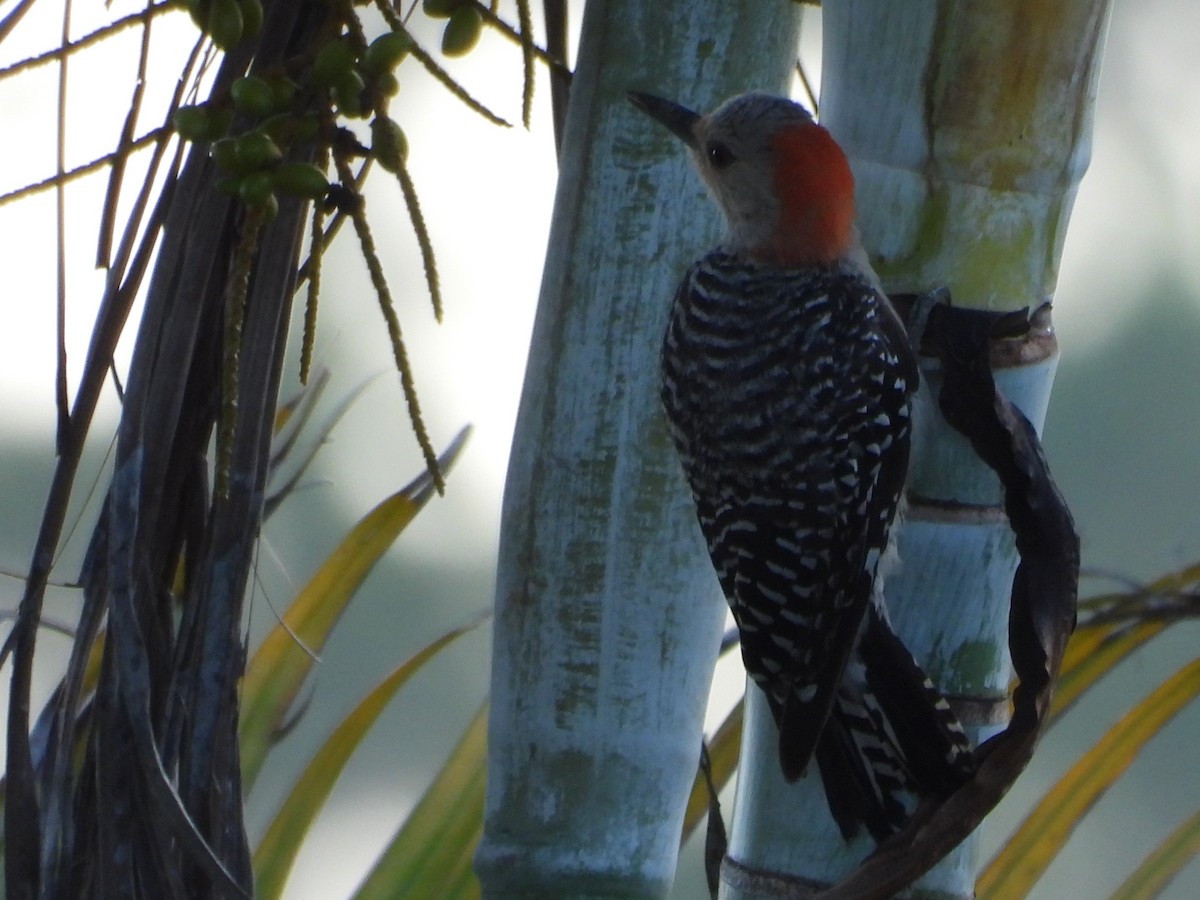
{"left": 239, "top": 413, "right": 485, "bottom": 899}
{"left": 241, "top": 427, "right": 471, "bottom": 787}
{"left": 977, "top": 566, "right": 1200, "bottom": 899}
{"left": 1109, "top": 810, "right": 1200, "bottom": 900}
{"left": 253, "top": 621, "right": 485, "bottom": 899}
{"left": 350, "top": 705, "right": 487, "bottom": 900}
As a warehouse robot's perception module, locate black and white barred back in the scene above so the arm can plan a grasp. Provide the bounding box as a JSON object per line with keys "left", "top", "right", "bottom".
{"left": 661, "top": 249, "right": 973, "bottom": 840}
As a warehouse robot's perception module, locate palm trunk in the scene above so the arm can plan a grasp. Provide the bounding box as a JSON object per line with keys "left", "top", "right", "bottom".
{"left": 721, "top": 1, "right": 1110, "bottom": 896}
{"left": 4, "top": 4, "right": 330, "bottom": 896}
{"left": 475, "top": 1, "right": 801, "bottom": 897}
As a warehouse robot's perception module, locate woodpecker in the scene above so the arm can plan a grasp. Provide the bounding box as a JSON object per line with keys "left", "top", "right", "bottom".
{"left": 630, "top": 90, "right": 973, "bottom": 840}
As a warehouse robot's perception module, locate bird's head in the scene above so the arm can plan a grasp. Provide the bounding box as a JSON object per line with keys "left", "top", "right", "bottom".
{"left": 629, "top": 91, "right": 858, "bottom": 269}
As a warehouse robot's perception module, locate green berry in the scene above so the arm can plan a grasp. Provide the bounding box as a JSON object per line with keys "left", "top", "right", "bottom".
{"left": 207, "top": 0, "right": 243, "bottom": 50}
{"left": 212, "top": 137, "right": 241, "bottom": 171}
{"left": 187, "top": 0, "right": 210, "bottom": 31}
{"left": 423, "top": 0, "right": 467, "bottom": 19}
{"left": 361, "top": 31, "right": 412, "bottom": 73}
{"left": 272, "top": 162, "right": 330, "bottom": 199}
{"left": 258, "top": 113, "right": 321, "bottom": 145}
{"left": 256, "top": 113, "right": 290, "bottom": 143}
{"left": 332, "top": 70, "right": 366, "bottom": 118}
{"left": 268, "top": 75, "right": 299, "bottom": 109}
{"left": 231, "top": 76, "right": 276, "bottom": 117}
{"left": 173, "top": 105, "right": 213, "bottom": 141}
{"left": 373, "top": 71, "right": 400, "bottom": 98}
{"left": 313, "top": 39, "right": 356, "bottom": 88}
{"left": 238, "top": 171, "right": 276, "bottom": 206}
{"left": 239, "top": 0, "right": 263, "bottom": 37}
{"left": 441, "top": 6, "right": 483, "bottom": 58}
{"left": 370, "top": 116, "right": 408, "bottom": 173}
{"left": 234, "top": 131, "right": 283, "bottom": 170}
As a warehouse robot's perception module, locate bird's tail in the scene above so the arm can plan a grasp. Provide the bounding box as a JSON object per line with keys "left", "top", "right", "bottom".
{"left": 815, "top": 605, "right": 975, "bottom": 841}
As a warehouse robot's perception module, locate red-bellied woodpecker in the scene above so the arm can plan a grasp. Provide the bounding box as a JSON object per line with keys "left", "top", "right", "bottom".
{"left": 629, "top": 90, "right": 973, "bottom": 840}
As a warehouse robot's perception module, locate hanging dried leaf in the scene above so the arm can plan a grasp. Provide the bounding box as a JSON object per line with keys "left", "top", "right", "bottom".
{"left": 817, "top": 295, "right": 1080, "bottom": 899}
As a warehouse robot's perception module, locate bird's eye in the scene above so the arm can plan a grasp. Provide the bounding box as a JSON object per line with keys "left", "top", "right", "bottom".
{"left": 706, "top": 140, "right": 736, "bottom": 169}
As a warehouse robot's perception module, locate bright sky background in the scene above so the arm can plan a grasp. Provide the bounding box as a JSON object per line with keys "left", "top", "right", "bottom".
{"left": 2, "top": 1, "right": 1200, "bottom": 898}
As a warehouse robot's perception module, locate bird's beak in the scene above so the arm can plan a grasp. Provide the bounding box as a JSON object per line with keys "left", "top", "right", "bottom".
{"left": 628, "top": 92, "right": 701, "bottom": 150}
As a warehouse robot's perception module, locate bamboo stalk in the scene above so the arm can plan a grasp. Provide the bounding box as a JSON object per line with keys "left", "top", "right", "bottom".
{"left": 722, "top": 2, "right": 1110, "bottom": 896}
{"left": 476, "top": 1, "right": 802, "bottom": 896}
